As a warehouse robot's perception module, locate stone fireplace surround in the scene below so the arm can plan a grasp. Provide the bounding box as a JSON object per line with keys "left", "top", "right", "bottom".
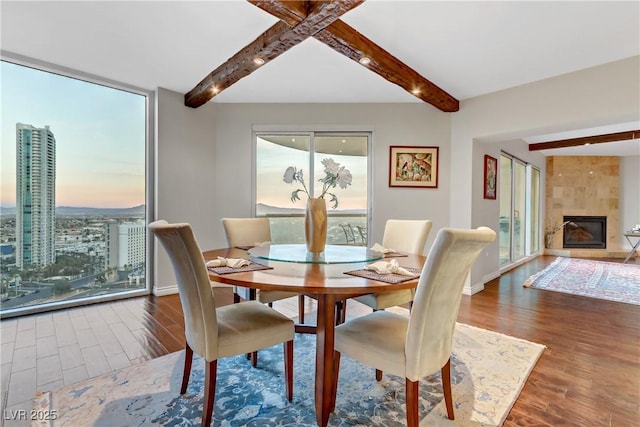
{"left": 545, "top": 156, "right": 627, "bottom": 258}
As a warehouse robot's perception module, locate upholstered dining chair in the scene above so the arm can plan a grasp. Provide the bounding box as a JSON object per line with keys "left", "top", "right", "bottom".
{"left": 221, "top": 217, "right": 306, "bottom": 366}
{"left": 149, "top": 220, "right": 294, "bottom": 427}
{"left": 333, "top": 227, "right": 496, "bottom": 426}
{"left": 221, "top": 217, "right": 305, "bottom": 313}
{"left": 354, "top": 219, "right": 432, "bottom": 312}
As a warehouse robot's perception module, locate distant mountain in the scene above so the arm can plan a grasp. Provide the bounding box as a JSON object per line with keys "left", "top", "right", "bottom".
{"left": 256, "top": 203, "right": 366, "bottom": 216}
{"left": 0, "top": 205, "right": 145, "bottom": 216}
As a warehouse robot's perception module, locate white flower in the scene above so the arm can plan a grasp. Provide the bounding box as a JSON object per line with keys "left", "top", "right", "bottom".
{"left": 282, "top": 157, "right": 352, "bottom": 209}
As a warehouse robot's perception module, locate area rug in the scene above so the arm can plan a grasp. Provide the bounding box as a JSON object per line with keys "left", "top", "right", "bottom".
{"left": 523, "top": 257, "right": 640, "bottom": 305}
{"left": 32, "top": 320, "right": 544, "bottom": 427}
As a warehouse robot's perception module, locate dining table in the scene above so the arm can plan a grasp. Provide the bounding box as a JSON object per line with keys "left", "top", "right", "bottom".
{"left": 204, "top": 243, "right": 426, "bottom": 427}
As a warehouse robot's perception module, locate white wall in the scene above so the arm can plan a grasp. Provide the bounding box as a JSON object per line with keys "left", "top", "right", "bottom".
{"left": 451, "top": 56, "right": 640, "bottom": 290}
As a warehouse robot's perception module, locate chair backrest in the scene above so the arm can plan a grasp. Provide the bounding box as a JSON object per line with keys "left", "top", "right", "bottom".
{"left": 148, "top": 220, "right": 218, "bottom": 361}
{"left": 405, "top": 226, "right": 496, "bottom": 380}
{"left": 382, "top": 219, "right": 433, "bottom": 255}
{"left": 221, "top": 217, "right": 271, "bottom": 247}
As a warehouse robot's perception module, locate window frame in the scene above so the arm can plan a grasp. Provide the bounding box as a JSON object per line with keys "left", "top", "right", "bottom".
{"left": 0, "top": 52, "right": 154, "bottom": 319}
{"left": 252, "top": 126, "right": 373, "bottom": 246}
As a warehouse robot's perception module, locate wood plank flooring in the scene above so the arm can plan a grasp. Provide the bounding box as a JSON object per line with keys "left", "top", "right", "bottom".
{"left": 1, "top": 256, "right": 638, "bottom": 426}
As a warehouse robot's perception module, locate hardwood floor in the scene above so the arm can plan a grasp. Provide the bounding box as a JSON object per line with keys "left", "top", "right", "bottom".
{"left": 1, "top": 256, "right": 638, "bottom": 426}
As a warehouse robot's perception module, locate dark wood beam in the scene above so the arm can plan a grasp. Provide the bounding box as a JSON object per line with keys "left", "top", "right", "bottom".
{"left": 528, "top": 130, "right": 640, "bottom": 151}
{"left": 185, "top": 0, "right": 363, "bottom": 108}
{"left": 250, "top": 1, "right": 459, "bottom": 112}
{"left": 315, "top": 20, "right": 459, "bottom": 112}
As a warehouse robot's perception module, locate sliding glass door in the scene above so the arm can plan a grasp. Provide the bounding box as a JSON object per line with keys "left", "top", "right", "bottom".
{"left": 499, "top": 153, "right": 541, "bottom": 267}
{"left": 255, "top": 132, "right": 369, "bottom": 246}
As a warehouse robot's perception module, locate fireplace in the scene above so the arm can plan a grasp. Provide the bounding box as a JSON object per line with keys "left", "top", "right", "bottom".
{"left": 563, "top": 216, "right": 607, "bottom": 249}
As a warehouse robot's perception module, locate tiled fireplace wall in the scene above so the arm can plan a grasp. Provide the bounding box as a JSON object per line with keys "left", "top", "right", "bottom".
{"left": 545, "top": 156, "right": 619, "bottom": 251}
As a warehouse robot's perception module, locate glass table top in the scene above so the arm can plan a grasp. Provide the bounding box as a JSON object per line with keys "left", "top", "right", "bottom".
{"left": 248, "top": 244, "right": 384, "bottom": 264}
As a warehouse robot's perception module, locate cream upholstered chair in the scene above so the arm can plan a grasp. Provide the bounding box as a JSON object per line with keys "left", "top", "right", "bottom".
{"left": 221, "top": 217, "right": 305, "bottom": 316}
{"left": 149, "top": 220, "right": 294, "bottom": 427}
{"left": 333, "top": 227, "right": 496, "bottom": 426}
{"left": 354, "top": 219, "right": 432, "bottom": 312}
{"left": 222, "top": 218, "right": 305, "bottom": 367}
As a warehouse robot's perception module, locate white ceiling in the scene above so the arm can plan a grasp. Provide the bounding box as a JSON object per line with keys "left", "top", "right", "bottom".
{"left": 1, "top": 1, "right": 639, "bottom": 155}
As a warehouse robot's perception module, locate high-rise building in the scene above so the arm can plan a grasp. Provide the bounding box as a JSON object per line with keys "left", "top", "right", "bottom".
{"left": 16, "top": 123, "right": 56, "bottom": 268}
{"left": 105, "top": 220, "right": 145, "bottom": 271}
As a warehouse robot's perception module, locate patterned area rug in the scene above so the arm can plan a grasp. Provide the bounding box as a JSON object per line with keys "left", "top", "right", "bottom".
{"left": 524, "top": 257, "right": 640, "bottom": 305}
{"left": 33, "top": 319, "right": 544, "bottom": 426}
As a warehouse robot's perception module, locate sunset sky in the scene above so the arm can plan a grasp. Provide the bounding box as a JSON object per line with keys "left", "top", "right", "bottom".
{"left": 1, "top": 60, "right": 146, "bottom": 208}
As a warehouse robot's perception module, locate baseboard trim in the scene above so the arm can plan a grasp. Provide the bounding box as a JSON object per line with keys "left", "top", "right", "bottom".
{"left": 153, "top": 285, "right": 178, "bottom": 296}
{"left": 463, "top": 282, "right": 485, "bottom": 296}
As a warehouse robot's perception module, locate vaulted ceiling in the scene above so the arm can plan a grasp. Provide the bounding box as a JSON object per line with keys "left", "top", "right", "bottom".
{"left": 1, "top": 1, "right": 639, "bottom": 154}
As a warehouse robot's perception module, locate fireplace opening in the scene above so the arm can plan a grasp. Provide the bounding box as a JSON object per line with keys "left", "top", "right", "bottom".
{"left": 563, "top": 216, "right": 607, "bottom": 249}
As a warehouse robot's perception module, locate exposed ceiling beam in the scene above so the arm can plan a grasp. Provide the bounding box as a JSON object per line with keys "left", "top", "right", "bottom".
{"left": 251, "top": 0, "right": 459, "bottom": 112}
{"left": 528, "top": 130, "right": 640, "bottom": 151}
{"left": 186, "top": 0, "right": 459, "bottom": 112}
{"left": 185, "top": 0, "right": 363, "bottom": 108}
{"left": 315, "top": 20, "right": 459, "bottom": 112}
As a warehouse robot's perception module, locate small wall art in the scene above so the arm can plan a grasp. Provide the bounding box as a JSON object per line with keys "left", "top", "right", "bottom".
{"left": 389, "top": 146, "right": 439, "bottom": 188}
{"left": 483, "top": 154, "right": 497, "bottom": 200}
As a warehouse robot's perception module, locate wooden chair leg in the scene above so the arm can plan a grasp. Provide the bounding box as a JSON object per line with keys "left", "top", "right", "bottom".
{"left": 284, "top": 340, "right": 294, "bottom": 401}
{"left": 405, "top": 378, "right": 419, "bottom": 427}
{"left": 441, "top": 358, "right": 455, "bottom": 420}
{"left": 371, "top": 308, "right": 383, "bottom": 381}
{"left": 335, "top": 300, "right": 347, "bottom": 325}
{"left": 251, "top": 351, "right": 258, "bottom": 367}
{"left": 334, "top": 301, "right": 343, "bottom": 326}
{"left": 340, "top": 300, "right": 347, "bottom": 324}
{"left": 181, "top": 343, "right": 194, "bottom": 394}
{"left": 202, "top": 360, "right": 217, "bottom": 427}
{"left": 330, "top": 351, "right": 342, "bottom": 411}
{"left": 298, "top": 295, "right": 305, "bottom": 324}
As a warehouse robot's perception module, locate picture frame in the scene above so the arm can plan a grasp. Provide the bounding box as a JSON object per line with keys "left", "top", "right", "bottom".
{"left": 483, "top": 154, "right": 497, "bottom": 200}
{"left": 389, "top": 146, "right": 439, "bottom": 188}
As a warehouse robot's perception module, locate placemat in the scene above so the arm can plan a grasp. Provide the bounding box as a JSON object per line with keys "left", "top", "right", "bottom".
{"left": 344, "top": 266, "right": 421, "bottom": 283}
{"left": 207, "top": 262, "right": 273, "bottom": 275}
{"left": 383, "top": 251, "right": 408, "bottom": 258}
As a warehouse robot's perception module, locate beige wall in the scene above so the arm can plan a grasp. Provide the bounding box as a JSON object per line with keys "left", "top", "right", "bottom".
{"left": 153, "top": 88, "right": 217, "bottom": 293}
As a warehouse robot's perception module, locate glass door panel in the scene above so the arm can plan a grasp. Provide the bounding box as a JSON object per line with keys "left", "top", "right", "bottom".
{"left": 530, "top": 168, "right": 541, "bottom": 253}
{"left": 513, "top": 161, "right": 527, "bottom": 260}
{"left": 314, "top": 135, "right": 368, "bottom": 245}
{"left": 499, "top": 155, "right": 512, "bottom": 265}
{"left": 255, "top": 133, "right": 369, "bottom": 246}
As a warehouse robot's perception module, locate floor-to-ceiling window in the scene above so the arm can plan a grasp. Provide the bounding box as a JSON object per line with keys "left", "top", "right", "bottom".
{"left": 499, "top": 153, "right": 541, "bottom": 267}
{"left": 0, "top": 58, "right": 150, "bottom": 318}
{"left": 255, "top": 132, "right": 369, "bottom": 246}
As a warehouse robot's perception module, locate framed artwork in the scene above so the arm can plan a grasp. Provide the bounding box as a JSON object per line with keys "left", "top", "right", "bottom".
{"left": 483, "top": 154, "right": 497, "bottom": 200}
{"left": 389, "top": 146, "right": 439, "bottom": 188}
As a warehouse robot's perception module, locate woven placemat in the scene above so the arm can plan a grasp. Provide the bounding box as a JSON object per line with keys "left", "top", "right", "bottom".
{"left": 344, "top": 266, "right": 421, "bottom": 283}
{"left": 207, "top": 262, "right": 273, "bottom": 275}
{"left": 383, "top": 251, "right": 408, "bottom": 258}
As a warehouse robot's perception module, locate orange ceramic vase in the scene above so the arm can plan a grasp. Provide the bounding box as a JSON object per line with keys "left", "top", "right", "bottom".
{"left": 305, "top": 197, "right": 327, "bottom": 253}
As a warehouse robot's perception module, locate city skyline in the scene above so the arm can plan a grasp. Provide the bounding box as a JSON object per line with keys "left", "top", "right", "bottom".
{"left": 1, "top": 60, "right": 147, "bottom": 209}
